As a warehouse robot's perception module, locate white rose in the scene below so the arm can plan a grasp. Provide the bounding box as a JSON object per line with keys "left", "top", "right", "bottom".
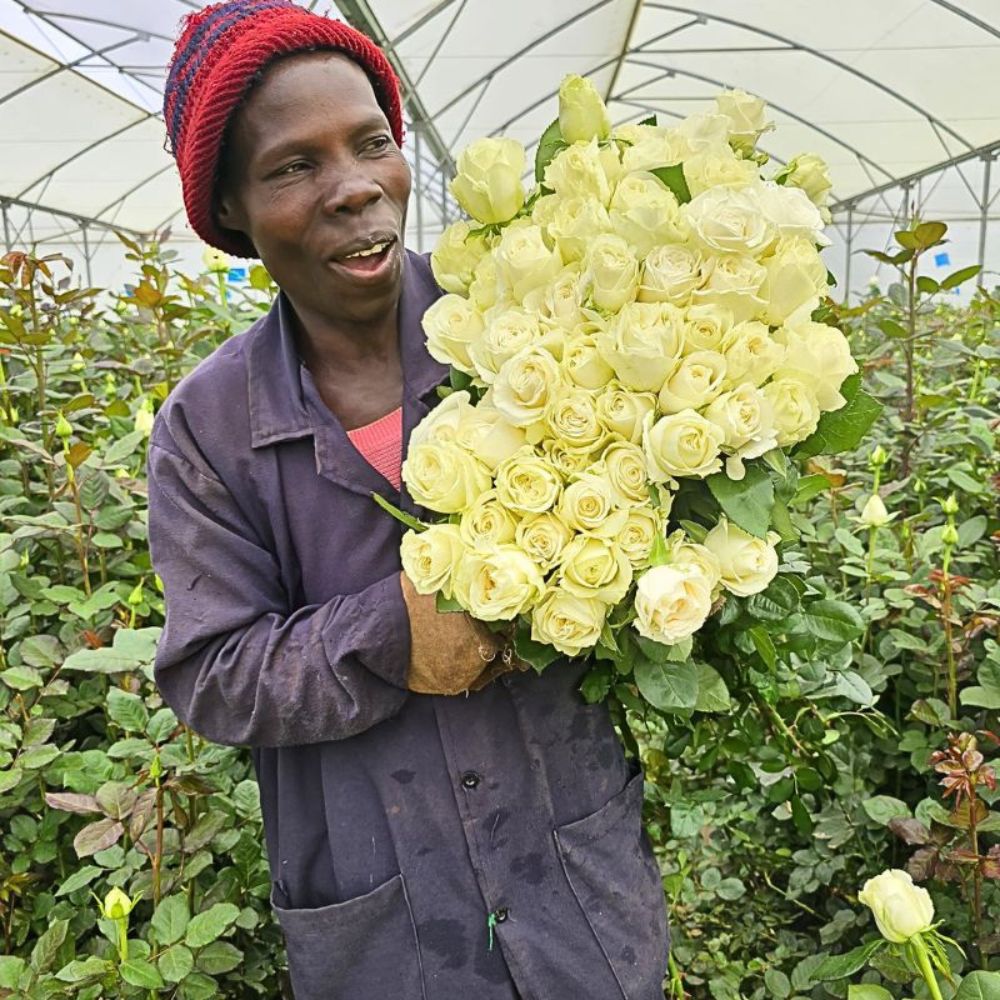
{"left": 620, "top": 127, "right": 689, "bottom": 173}
{"left": 400, "top": 524, "right": 465, "bottom": 598}
{"left": 595, "top": 383, "right": 657, "bottom": 443}
{"left": 516, "top": 512, "right": 574, "bottom": 571}
{"left": 755, "top": 182, "right": 829, "bottom": 246}
{"left": 773, "top": 322, "right": 859, "bottom": 411}
{"left": 421, "top": 294, "right": 484, "bottom": 375}
{"left": 664, "top": 530, "right": 722, "bottom": 596}
{"left": 558, "top": 74, "right": 612, "bottom": 143}
{"left": 454, "top": 395, "right": 528, "bottom": 470}
{"left": 761, "top": 377, "right": 821, "bottom": 447}
{"left": 544, "top": 138, "right": 617, "bottom": 205}
{"left": 721, "top": 321, "right": 785, "bottom": 388}
{"left": 715, "top": 90, "right": 773, "bottom": 153}
{"left": 541, "top": 437, "right": 593, "bottom": 477}
{"left": 658, "top": 350, "right": 727, "bottom": 413}
{"left": 523, "top": 264, "right": 586, "bottom": 330}
{"left": 546, "top": 384, "right": 608, "bottom": 454}
{"left": 558, "top": 473, "right": 619, "bottom": 533}
{"left": 759, "top": 236, "right": 830, "bottom": 327}
{"left": 562, "top": 335, "right": 615, "bottom": 390}
{"left": 644, "top": 409, "right": 724, "bottom": 482}
{"left": 453, "top": 546, "right": 545, "bottom": 621}
{"left": 693, "top": 254, "right": 769, "bottom": 323}
{"left": 430, "top": 220, "right": 490, "bottom": 296}
{"left": 470, "top": 306, "right": 542, "bottom": 383}
{"left": 402, "top": 441, "right": 491, "bottom": 514}
{"left": 777, "top": 153, "right": 833, "bottom": 213}
{"left": 547, "top": 196, "right": 614, "bottom": 263}
{"left": 491, "top": 345, "right": 563, "bottom": 428}
{"left": 703, "top": 383, "right": 778, "bottom": 479}
{"left": 684, "top": 147, "right": 760, "bottom": 198}
{"left": 619, "top": 504, "right": 664, "bottom": 568}
{"left": 609, "top": 171, "right": 686, "bottom": 258}
{"left": 530, "top": 587, "right": 606, "bottom": 657}
{"left": 683, "top": 303, "right": 735, "bottom": 353}
{"left": 584, "top": 234, "right": 640, "bottom": 312}
{"left": 704, "top": 518, "right": 780, "bottom": 596}
{"left": 559, "top": 535, "right": 633, "bottom": 604}
{"left": 596, "top": 439, "right": 650, "bottom": 507}
{"left": 597, "top": 301, "right": 685, "bottom": 392}
{"left": 639, "top": 244, "right": 704, "bottom": 305}
{"left": 409, "top": 389, "right": 474, "bottom": 448}
{"left": 460, "top": 490, "right": 519, "bottom": 549}
{"left": 496, "top": 224, "right": 563, "bottom": 303}
{"left": 450, "top": 137, "right": 526, "bottom": 224}
{"left": 683, "top": 186, "right": 775, "bottom": 257}
{"left": 858, "top": 869, "right": 935, "bottom": 944}
{"left": 633, "top": 564, "right": 714, "bottom": 645}
{"left": 673, "top": 113, "right": 732, "bottom": 153}
{"left": 468, "top": 251, "right": 504, "bottom": 312}
{"left": 495, "top": 448, "right": 563, "bottom": 513}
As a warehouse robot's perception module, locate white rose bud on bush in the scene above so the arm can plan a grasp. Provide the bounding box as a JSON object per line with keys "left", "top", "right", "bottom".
{"left": 402, "top": 441, "right": 491, "bottom": 514}
{"left": 431, "top": 220, "right": 490, "bottom": 295}
{"left": 470, "top": 306, "right": 543, "bottom": 383}
{"left": 721, "top": 321, "right": 785, "bottom": 388}
{"left": 640, "top": 245, "right": 704, "bottom": 305}
{"left": 531, "top": 587, "right": 606, "bottom": 656}
{"left": 858, "top": 869, "right": 935, "bottom": 944}
{"left": 644, "top": 409, "right": 725, "bottom": 482}
{"left": 559, "top": 535, "right": 633, "bottom": 604}
{"left": 658, "top": 350, "right": 727, "bottom": 413}
{"left": 634, "top": 564, "right": 715, "bottom": 645}
{"left": 597, "top": 301, "right": 685, "bottom": 392}
{"left": 760, "top": 236, "right": 830, "bottom": 327}
{"left": 596, "top": 384, "right": 657, "bottom": 443}
{"left": 684, "top": 185, "right": 776, "bottom": 258}
{"left": 496, "top": 224, "right": 563, "bottom": 303}
{"left": 547, "top": 196, "right": 613, "bottom": 263}
{"left": 778, "top": 153, "right": 833, "bottom": 214}
{"left": 401, "top": 524, "right": 465, "bottom": 597}
{"left": 609, "top": 172, "right": 686, "bottom": 258}
{"left": 545, "top": 139, "right": 618, "bottom": 205}
{"left": 762, "top": 378, "right": 821, "bottom": 447}
{"left": 704, "top": 518, "right": 780, "bottom": 596}
{"left": 459, "top": 490, "right": 519, "bottom": 548}
{"left": 773, "top": 322, "right": 859, "bottom": 411}
{"left": 422, "top": 294, "right": 485, "bottom": 375}
{"left": 558, "top": 74, "right": 611, "bottom": 144}
{"left": 584, "top": 234, "right": 640, "bottom": 312}
{"left": 451, "top": 137, "right": 526, "bottom": 224}
{"left": 516, "top": 512, "right": 574, "bottom": 571}
{"left": 453, "top": 546, "right": 545, "bottom": 621}
{"left": 715, "top": 89, "right": 774, "bottom": 153}
{"left": 859, "top": 493, "right": 894, "bottom": 528}
{"left": 495, "top": 448, "right": 563, "bottom": 513}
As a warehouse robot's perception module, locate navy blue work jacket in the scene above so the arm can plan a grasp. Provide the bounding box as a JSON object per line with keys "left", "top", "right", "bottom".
{"left": 147, "top": 250, "right": 670, "bottom": 1000}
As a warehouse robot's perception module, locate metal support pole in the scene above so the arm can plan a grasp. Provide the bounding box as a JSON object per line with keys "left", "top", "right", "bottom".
{"left": 414, "top": 123, "right": 424, "bottom": 254}
{"left": 80, "top": 221, "right": 93, "bottom": 287}
{"left": 977, "top": 153, "right": 992, "bottom": 288}
{"left": 440, "top": 170, "right": 448, "bottom": 232}
{"left": 1, "top": 201, "right": 11, "bottom": 253}
{"left": 843, "top": 204, "right": 854, "bottom": 306}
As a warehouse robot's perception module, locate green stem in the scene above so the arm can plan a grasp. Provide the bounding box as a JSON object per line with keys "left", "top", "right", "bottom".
{"left": 667, "top": 952, "right": 685, "bottom": 999}
{"left": 911, "top": 935, "right": 944, "bottom": 1000}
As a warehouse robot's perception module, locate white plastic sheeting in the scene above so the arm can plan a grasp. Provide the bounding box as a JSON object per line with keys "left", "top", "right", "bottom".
{"left": 1, "top": 0, "right": 998, "bottom": 291}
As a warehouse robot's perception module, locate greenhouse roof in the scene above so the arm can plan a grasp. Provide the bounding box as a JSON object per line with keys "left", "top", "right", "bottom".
{"left": 1, "top": 0, "right": 998, "bottom": 285}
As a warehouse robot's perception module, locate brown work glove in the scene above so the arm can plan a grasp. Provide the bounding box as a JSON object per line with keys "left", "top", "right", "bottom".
{"left": 400, "top": 572, "right": 523, "bottom": 695}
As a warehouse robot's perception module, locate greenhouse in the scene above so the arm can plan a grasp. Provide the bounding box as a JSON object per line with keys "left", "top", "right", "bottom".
{"left": 0, "top": 1, "right": 998, "bottom": 999}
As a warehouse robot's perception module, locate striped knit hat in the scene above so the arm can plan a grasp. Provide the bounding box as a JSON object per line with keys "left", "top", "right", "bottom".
{"left": 164, "top": 0, "right": 404, "bottom": 257}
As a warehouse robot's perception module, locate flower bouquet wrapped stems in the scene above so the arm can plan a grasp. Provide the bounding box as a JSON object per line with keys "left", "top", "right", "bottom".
{"left": 388, "top": 74, "right": 881, "bottom": 724}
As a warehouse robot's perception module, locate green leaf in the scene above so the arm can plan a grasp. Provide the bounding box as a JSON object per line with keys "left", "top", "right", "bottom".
{"left": 748, "top": 626, "right": 777, "bottom": 670}
{"left": 106, "top": 688, "right": 149, "bottom": 732}
{"left": 716, "top": 877, "right": 745, "bottom": 901}
{"left": 810, "top": 939, "right": 884, "bottom": 981}
{"left": 30, "top": 917, "right": 69, "bottom": 973}
{"left": 580, "top": 663, "right": 613, "bottom": 704}
{"left": 954, "top": 971, "right": 1000, "bottom": 1000}
{"left": 513, "top": 630, "right": 561, "bottom": 673}
{"left": 0, "top": 665, "right": 43, "bottom": 690}
{"left": 960, "top": 660, "right": 1000, "bottom": 710}
{"left": 151, "top": 895, "right": 190, "bottom": 947}
{"left": 803, "top": 600, "right": 865, "bottom": 643}
{"left": 194, "top": 941, "right": 243, "bottom": 976}
{"left": 372, "top": 493, "right": 429, "bottom": 533}
{"left": 707, "top": 463, "right": 774, "bottom": 538}
{"left": 19, "top": 634, "right": 62, "bottom": 668}
{"left": 747, "top": 576, "right": 800, "bottom": 622}
{"left": 795, "top": 374, "right": 882, "bottom": 459}
{"left": 54, "top": 956, "right": 112, "bottom": 983}
{"left": 916, "top": 275, "right": 940, "bottom": 295}
{"left": 913, "top": 220, "right": 948, "bottom": 248}
{"left": 185, "top": 902, "right": 240, "bottom": 949}
{"left": 650, "top": 164, "right": 692, "bottom": 204}
{"left": 634, "top": 656, "right": 699, "bottom": 712}
{"left": 764, "top": 968, "right": 791, "bottom": 999}
{"left": 862, "top": 795, "right": 911, "bottom": 825}
{"left": 694, "top": 663, "right": 731, "bottom": 713}
{"left": 63, "top": 627, "right": 161, "bottom": 675}
{"left": 535, "top": 118, "right": 566, "bottom": 182}
{"left": 55, "top": 865, "right": 103, "bottom": 897}
{"left": 941, "top": 264, "right": 982, "bottom": 290}
{"left": 120, "top": 958, "right": 165, "bottom": 989}
{"left": 848, "top": 986, "right": 894, "bottom": 1000}
{"left": 0, "top": 956, "right": 27, "bottom": 989}
{"left": 158, "top": 943, "right": 195, "bottom": 983}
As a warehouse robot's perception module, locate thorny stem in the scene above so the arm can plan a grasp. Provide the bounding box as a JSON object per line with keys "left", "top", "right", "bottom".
{"left": 969, "top": 805, "right": 984, "bottom": 964}
{"left": 910, "top": 935, "right": 944, "bottom": 1000}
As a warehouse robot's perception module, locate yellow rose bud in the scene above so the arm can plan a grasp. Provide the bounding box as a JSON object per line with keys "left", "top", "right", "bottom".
{"left": 495, "top": 448, "right": 563, "bottom": 513}
{"left": 516, "top": 512, "right": 574, "bottom": 571}
{"left": 858, "top": 869, "right": 935, "bottom": 944}
{"left": 402, "top": 442, "right": 491, "bottom": 515}
{"left": 558, "top": 74, "right": 611, "bottom": 144}
{"left": 453, "top": 546, "right": 545, "bottom": 621}
{"left": 450, "top": 137, "right": 526, "bottom": 225}
{"left": 134, "top": 400, "right": 155, "bottom": 438}
{"left": 102, "top": 886, "right": 136, "bottom": 921}
{"left": 584, "top": 233, "right": 640, "bottom": 312}
{"left": 530, "top": 587, "right": 606, "bottom": 656}
{"left": 643, "top": 409, "right": 724, "bottom": 482}
{"left": 431, "top": 221, "right": 490, "bottom": 295}
{"left": 55, "top": 412, "right": 73, "bottom": 439}
{"left": 595, "top": 383, "right": 656, "bottom": 444}
{"left": 401, "top": 524, "right": 465, "bottom": 598}
{"left": 703, "top": 518, "right": 780, "bottom": 597}
{"left": 658, "top": 351, "right": 727, "bottom": 413}
{"left": 422, "top": 294, "right": 485, "bottom": 375}
{"left": 460, "top": 490, "right": 519, "bottom": 549}
{"left": 559, "top": 535, "right": 633, "bottom": 604}
{"left": 633, "top": 564, "right": 714, "bottom": 645}
{"left": 859, "top": 493, "right": 894, "bottom": 528}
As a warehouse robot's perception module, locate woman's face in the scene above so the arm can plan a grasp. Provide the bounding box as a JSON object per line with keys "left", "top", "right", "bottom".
{"left": 217, "top": 51, "right": 411, "bottom": 328}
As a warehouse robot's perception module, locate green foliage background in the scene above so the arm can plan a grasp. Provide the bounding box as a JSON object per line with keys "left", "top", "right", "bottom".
{"left": 0, "top": 226, "right": 997, "bottom": 999}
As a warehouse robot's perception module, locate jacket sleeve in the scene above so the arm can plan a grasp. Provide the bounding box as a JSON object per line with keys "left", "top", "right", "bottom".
{"left": 146, "top": 438, "right": 411, "bottom": 748}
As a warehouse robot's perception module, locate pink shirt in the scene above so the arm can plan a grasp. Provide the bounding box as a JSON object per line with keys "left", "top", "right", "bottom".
{"left": 346, "top": 407, "right": 403, "bottom": 490}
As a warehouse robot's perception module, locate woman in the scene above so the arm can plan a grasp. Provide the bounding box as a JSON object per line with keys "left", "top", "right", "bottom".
{"left": 150, "top": 2, "right": 670, "bottom": 998}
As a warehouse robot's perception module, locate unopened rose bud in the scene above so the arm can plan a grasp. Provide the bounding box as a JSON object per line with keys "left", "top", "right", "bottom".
{"left": 55, "top": 412, "right": 72, "bottom": 440}
{"left": 942, "top": 523, "right": 959, "bottom": 546}
{"left": 868, "top": 445, "right": 888, "bottom": 469}
{"left": 860, "top": 494, "right": 893, "bottom": 528}
{"left": 127, "top": 580, "right": 144, "bottom": 607}
{"left": 940, "top": 494, "right": 959, "bottom": 515}
{"left": 102, "top": 887, "right": 135, "bottom": 921}
{"left": 858, "top": 869, "right": 934, "bottom": 943}
{"left": 71, "top": 352, "right": 86, "bottom": 373}
{"left": 202, "top": 247, "right": 231, "bottom": 274}
{"left": 558, "top": 74, "right": 611, "bottom": 144}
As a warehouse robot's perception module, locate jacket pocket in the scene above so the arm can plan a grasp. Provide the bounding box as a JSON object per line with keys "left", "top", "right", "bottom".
{"left": 270, "top": 872, "right": 426, "bottom": 1000}
{"left": 554, "top": 763, "right": 670, "bottom": 1000}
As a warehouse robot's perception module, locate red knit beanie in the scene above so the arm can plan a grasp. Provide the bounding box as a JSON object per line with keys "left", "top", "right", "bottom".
{"left": 164, "top": 0, "right": 404, "bottom": 258}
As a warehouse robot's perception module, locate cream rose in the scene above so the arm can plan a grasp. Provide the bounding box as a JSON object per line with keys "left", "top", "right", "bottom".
{"left": 459, "top": 490, "right": 519, "bottom": 549}
{"left": 721, "top": 321, "right": 785, "bottom": 388}
{"left": 469, "top": 306, "right": 542, "bottom": 383}
{"left": 495, "top": 224, "right": 563, "bottom": 303}
{"left": 639, "top": 244, "right": 704, "bottom": 305}
{"left": 715, "top": 89, "right": 773, "bottom": 153}
{"left": 703, "top": 384, "right": 777, "bottom": 478}
{"left": 858, "top": 870, "right": 935, "bottom": 944}
{"left": 562, "top": 335, "right": 615, "bottom": 390}
{"left": 596, "top": 383, "right": 657, "bottom": 443}
{"left": 684, "top": 147, "right": 760, "bottom": 198}
{"left": 402, "top": 441, "right": 491, "bottom": 514}
{"left": 673, "top": 113, "right": 731, "bottom": 154}
{"left": 704, "top": 518, "right": 780, "bottom": 596}
{"left": 693, "top": 254, "right": 768, "bottom": 323}
{"left": 422, "top": 294, "right": 485, "bottom": 375}
{"left": 453, "top": 545, "right": 545, "bottom": 621}
{"left": 450, "top": 137, "right": 526, "bottom": 224}
{"left": 597, "top": 301, "right": 685, "bottom": 392}
{"left": 468, "top": 251, "right": 503, "bottom": 312}
{"left": 665, "top": 531, "right": 722, "bottom": 595}
{"left": 633, "top": 564, "right": 714, "bottom": 645}
{"left": 773, "top": 322, "right": 859, "bottom": 411}
{"left": 547, "top": 196, "right": 613, "bottom": 263}
{"left": 644, "top": 409, "right": 724, "bottom": 482}
{"left": 777, "top": 153, "right": 833, "bottom": 213}
{"left": 658, "top": 350, "right": 727, "bottom": 413}
{"left": 557, "top": 473, "right": 619, "bottom": 533}
{"left": 454, "top": 396, "right": 528, "bottom": 470}
{"left": 620, "top": 127, "right": 689, "bottom": 174}
{"left": 400, "top": 524, "right": 465, "bottom": 598}
{"left": 523, "top": 264, "right": 586, "bottom": 330}
{"left": 530, "top": 587, "right": 606, "bottom": 656}
{"left": 619, "top": 504, "right": 663, "bottom": 568}
{"left": 759, "top": 236, "right": 830, "bottom": 327}
{"left": 430, "top": 220, "right": 490, "bottom": 296}
{"left": 541, "top": 437, "right": 594, "bottom": 477}
{"left": 559, "top": 535, "right": 633, "bottom": 604}
{"left": 491, "top": 345, "right": 562, "bottom": 428}
{"left": 755, "top": 182, "right": 829, "bottom": 246}
{"left": 495, "top": 448, "right": 563, "bottom": 513}
{"left": 544, "top": 138, "right": 617, "bottom": 205}
{"left": 558, "top": 74, "right": 612, "bottom": 144}
{"left": 516, "top": 512, "right": 574, "bottom": 571}
{"left": 683, "top": 303, "right": 735, "bottom": 353}
{"left": 409, "top": 390, "right": 474, "bottom": 448}
{"left": 596, "top": 440, "right": 649, "bottom": 506}
{"left": 584, "top": 234, "right": 640, "bottom": 312}
{"left": 546, "top": 384, "right": 608, "bottom": 454}
{"left": 761, "top": 377, "right": 821, "bottom": 447}
{"left": 609, "top": 171, "right": 686, "bottom": 258}
{"left": 683, "top": 186, "right": 775, "bottom": 258}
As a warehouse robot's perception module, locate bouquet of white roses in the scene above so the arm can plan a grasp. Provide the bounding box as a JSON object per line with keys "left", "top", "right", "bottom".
{"left": 389, "top": 75, "right": 878, "bottom": 708}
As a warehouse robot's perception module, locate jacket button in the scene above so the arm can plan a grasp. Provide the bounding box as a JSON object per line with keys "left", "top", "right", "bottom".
{"left": 494, "top": 907, "right": 509, "bottom": 923}
{"left": 460, "top": 771, "right": 482, "bottom": 789}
